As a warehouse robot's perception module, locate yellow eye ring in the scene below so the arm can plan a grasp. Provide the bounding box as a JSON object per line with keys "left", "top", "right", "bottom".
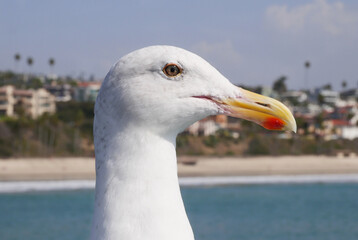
{"left": 163, "top": 63, "right": 182, "bottom": 77}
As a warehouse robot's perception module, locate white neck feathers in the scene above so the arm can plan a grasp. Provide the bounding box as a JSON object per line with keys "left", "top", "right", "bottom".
{"left": 90, "top": 114, "right": 194, "bottom": 240}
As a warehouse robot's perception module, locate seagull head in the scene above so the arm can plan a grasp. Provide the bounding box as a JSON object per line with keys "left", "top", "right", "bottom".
{"left": 96, "top": 45, "right": 296, "bottom": 135}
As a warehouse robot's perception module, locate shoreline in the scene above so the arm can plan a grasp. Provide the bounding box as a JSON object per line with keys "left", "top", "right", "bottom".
{"left": 1, "top": 174, "right": 358, "bottom": 193}
{"left": 1, "top": 155, "right": 358, "bottom": 181}
{"left": 2, "top": 155, "right": 358, "bottom": 193}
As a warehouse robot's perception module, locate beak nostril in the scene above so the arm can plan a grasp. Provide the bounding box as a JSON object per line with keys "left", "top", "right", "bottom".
{"left": 255, "top": 102, "right": 271, "bottom": 108}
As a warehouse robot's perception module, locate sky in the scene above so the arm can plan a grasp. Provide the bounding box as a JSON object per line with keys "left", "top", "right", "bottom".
{"left": 1, "top": 0, "right": 358, "bottom": 90}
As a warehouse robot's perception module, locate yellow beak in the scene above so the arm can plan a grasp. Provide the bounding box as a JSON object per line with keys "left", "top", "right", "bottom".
{"left": 220, "top": 87, "right": 296, "bottom": 132}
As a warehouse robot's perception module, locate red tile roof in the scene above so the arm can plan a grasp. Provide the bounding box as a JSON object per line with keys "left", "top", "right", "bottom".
{"left": 330, "top": 119, "right": 351, "bottom": 126}
{"left": 77, "top": 82, "right": 101, "bottom": 87}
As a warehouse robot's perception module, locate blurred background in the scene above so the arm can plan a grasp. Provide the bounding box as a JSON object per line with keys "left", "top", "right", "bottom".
{"left": 1, "top": 1, "right": 358, "bottom": 240}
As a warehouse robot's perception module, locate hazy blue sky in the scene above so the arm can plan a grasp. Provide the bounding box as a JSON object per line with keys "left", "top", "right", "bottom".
{"left": 1, "top": 0, "right": 358, "bottom": 90}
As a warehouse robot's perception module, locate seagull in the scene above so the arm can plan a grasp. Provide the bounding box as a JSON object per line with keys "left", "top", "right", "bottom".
{"left": 90, "top": 45, "right": 296, "bottom": 240}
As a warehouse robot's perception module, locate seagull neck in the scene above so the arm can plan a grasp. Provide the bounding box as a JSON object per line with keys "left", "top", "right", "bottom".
{"left": 91, "top": 119, "right": 194, "bottom": 240}
{"left": 99, "top": 125, "right": 179, "bottom": 180}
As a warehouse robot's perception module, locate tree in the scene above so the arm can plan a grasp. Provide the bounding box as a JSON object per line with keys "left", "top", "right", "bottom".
{"left": 48, "top": 58, "right": 55, "bottom": 74}
{"left": 318, "top": 93, "right": 324, "bottom": 105}
{"left": 304, "top": 61, "right": 311, "bottom": 90}
{"left": 27, "top": 78, "right": 43, "bottom": 89}
{"left": 14, "top": 53, "right": 21, "bottom": 72}
{"left": 273, "top": 76, "right": 287, "bottom": 94}
{"left": 315, "top": 113, "right": 324, "bottom": 129}
{"left": 305, "top": 61, "right": 311, "bottom": 69}
{"left": 27, "top": 57, "right": 34, "bottom": 72}
{"left": 15, "top": 53, "right": 20, "bottom": 60}
{"left": 14, "top": 53, "right": 21, "bottom": 63}
{"left": 322, "top": 83, "right": 332, "bottom": 90}
{"left": 342, "top": 80, "right": 347, "bottom": 90}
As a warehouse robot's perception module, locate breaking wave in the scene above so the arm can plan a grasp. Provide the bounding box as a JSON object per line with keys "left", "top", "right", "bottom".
{"left": 1, "top": 174, "right": 358, "bottom": 193}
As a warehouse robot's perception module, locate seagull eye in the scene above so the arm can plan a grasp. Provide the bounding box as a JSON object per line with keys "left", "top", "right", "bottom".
{"left": 163, "top": 63, "right": 182, "bottom": 77}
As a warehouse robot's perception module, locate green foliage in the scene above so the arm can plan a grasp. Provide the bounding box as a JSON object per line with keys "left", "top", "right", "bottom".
{"left": 272, "top": 76, "right": 287, "bottom": 94}
{"left": 0, "top": 71, "right": 78, "bottom": 89}
{"left": 56, "top": 101, "right": 94, "bottom": 123}
{"left": 216, "top": 129, "right": 233, "bottom": 140}
{"left": 322, "top": 84, "right": 332, "bottom": 90}
{"left": 176, "top": 134, "right": 189, "bottom": 148}
{"left": 225, "top": 150, "right": 235, "bottom": 156}
{"left": 301, "top": 140, "right": 318, "bottom": 154}
{"left": 246, "top": 135, "right": 270, "bottom": 155}
{"left": 26, "top": 78, "right": 43, "bottom": 89}
{"left": 0, "top": 72, "right": 43, "bottom": 89}
{"left": 0, "top": 139, "right": 12, "bottom": 157}
{"left": 0, "top": 71, "right": 17, "bottom": 87}
{"left": 186, "top": 150, "right": 203, "bottom": 156}
{"left": 315, "top": 113, "right": 324, "bottom": 129}
{"left": 295, "top": 117, "right": 307, "bottom": 131}
{"left": 2, "top": 116, "right": 34, "bottom": 135}
{"left": 0, "top": 101, "right": 96, "bottom": 157}
{"left": 317, "top": 93, "right": 324, "bottom": 105}
{"left": 0, "top": 123, "right": 13, "bottom": 157}
{"left": 0, "top": 71, "right": 15, "bottom": 80}
{"left": 0, "top": 71, "right": 99, "bottom": 157}
{"left": 203, "top": 135, "right": 218, "bottom": 148}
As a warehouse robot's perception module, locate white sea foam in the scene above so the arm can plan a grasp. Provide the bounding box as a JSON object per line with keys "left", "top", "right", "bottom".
{"left": 0, "top": 180, "right": 95, "bottom": 193}
{"left": 1, "top": 174, "right": 358, "bottom": 193}
{"left": 179, "top": 174, "right": 358, "bottom": 186}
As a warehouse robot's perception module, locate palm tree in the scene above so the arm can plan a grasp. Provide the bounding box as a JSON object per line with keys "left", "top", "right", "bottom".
{"left": 27, "top": 57, "right": 34, "bottom": 71}
{"left": 304, "top": 61, "right": 311, "bottom": 91}
{"left": 341, "top": 80, "right": 347, "bottom": 90}
{"left": 26, "top": 57, "right": 34, "bottom": 82}
{"left": 14, "top": 53, "right": 21, "bottom": 72}
{"left": 48, "top": 58, "right": 55, "bottom": 75}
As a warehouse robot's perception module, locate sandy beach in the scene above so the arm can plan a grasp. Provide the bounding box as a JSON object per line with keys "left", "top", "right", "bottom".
{"left": 1, "top": 155, "right": 358, "bottom": 181}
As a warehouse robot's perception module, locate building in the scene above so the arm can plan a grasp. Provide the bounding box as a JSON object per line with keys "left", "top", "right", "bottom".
{"left": 260, "top": 86, "right": 280, "bottom": 99}
{"left": 281, "top": 90, "right": 308, "bottom": 106}
{"left": 187, "top": 118, "right": 219, "bottom": 136}
{"left": 322, "top": 119, "right": 358, "bottom": 140}
{"left": 0, "top": 85, "right": 56, "bottom": 119}
{"left": 340, "top": 88, "right": 358, "bottom": 102}
{"left": 74, "top": 82, "right": 101, "bottom": 102}
{"left": 0, "top": 85, "right": 15, "bottom": 116}
{"left": 186, "top": 115, "right": 229, "bottom": 136}
{"left": 44, "top": 83, "right": 72, "bottom": 102}
{"left": 314, "top": 88, "right": 340, "bottom": 106}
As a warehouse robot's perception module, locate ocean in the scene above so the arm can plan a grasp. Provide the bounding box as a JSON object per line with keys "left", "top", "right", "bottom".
{"left": 1, "top": 183, "right": 358, "bottom": 240}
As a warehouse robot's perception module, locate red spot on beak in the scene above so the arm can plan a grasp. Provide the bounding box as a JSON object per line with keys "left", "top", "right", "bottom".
{"left": 262, "top": 117, "right": 285, "bottom": 130}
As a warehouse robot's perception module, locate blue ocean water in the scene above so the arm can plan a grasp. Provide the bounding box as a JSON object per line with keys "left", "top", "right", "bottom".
{"left": 0, "top": 184, "right": 358, "bottom": 240}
